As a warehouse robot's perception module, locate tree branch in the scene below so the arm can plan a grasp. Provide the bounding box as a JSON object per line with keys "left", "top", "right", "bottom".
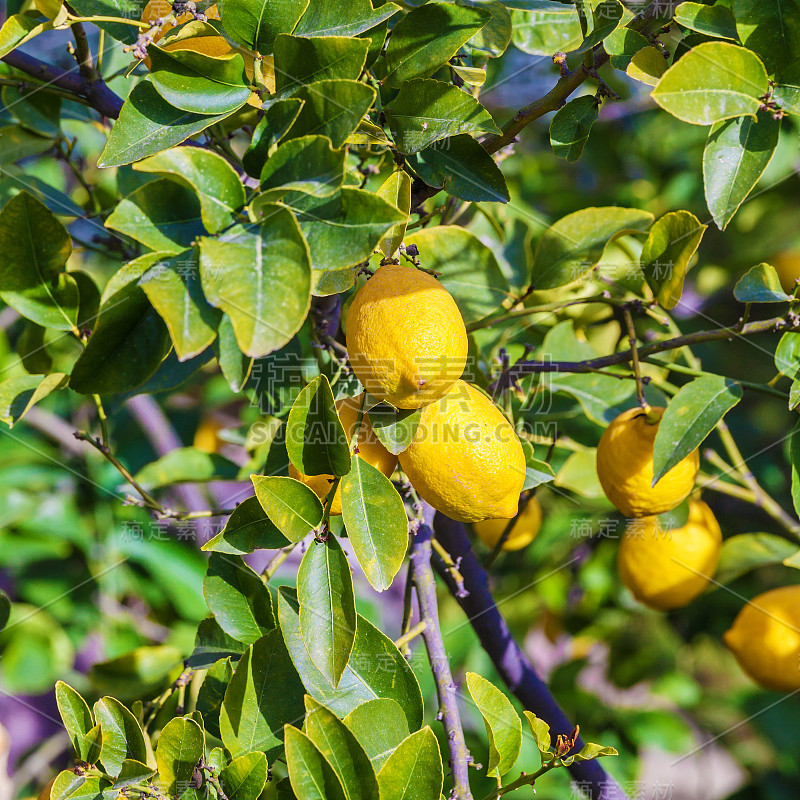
{"left": 410, "top": 516, "right": 474, "bottom": 800}
{"left": 431, "top": 510, "right": 629, "bottom": 800}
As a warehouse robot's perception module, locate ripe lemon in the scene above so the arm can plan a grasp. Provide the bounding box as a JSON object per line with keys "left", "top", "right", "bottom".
{"left": 473, "top": 496, "right": 542, "bottom": 551}
{"left": 398, "top": 381, "right": 526, "bottom": 522}
{"left": 345, "top": 265, "right": 468, "bottom": 409}
{"left": 194, "top": 417, "right": 225, "bottom": 453}
{"left": 617, "top": 499, "right": 721, "bottom": 610}
{"left": 771, "top": 249, "right": 800, "bottom": 293}
{"left": 288, "top": 394, "right": 397, "bottom": 516}
{"left": 596, "top": 406, "right": 699, "bottom": 518}
{"left": 724, "top": 585, "right": 800, "bottom": 691}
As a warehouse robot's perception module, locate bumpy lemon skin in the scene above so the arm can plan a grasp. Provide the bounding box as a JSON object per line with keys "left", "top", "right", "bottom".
{"left": 288, "top": 394, "right": 397, "bottom": 516}
{"left": 596, "top": 406, "right": 699, "bottom": 518}
{"left": 473, "top": 496, "right": 542, "bottom": 551}
{"left": 345, "top": 265, "right": 468, "bottom": 409}
{"left": 724, "top": 585, "right": 800, "bottom": 691}
{"left": 617, "top": 499, "right": 721, "bottom": 611}
{"left": 399, "top": 381, "right": 526, "bottom": 523}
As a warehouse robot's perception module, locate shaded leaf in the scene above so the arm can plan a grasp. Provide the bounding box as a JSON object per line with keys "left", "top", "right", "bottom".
{"left": 367, "top": 405, "right": 423, "bottom": 457}
{"left": 189, "top": 617, "right": 247, "bottom": 669}
{"left": 260, "top": 136, "right": 345, "bottom": 198}
{"left": 293, "top": 0, "right": 398, "bottom": 37}
{"left": 221, "top": 0, "right": 309, "bottom": 52}
{"left": 733, "top": 0, "right": 800, "bottom": 76}
{"left": 673, "top": 2, "right": 737, "bottom": 39}
{"left": 203, "top": 496, "right": 290, "bottom": 554}
{"left": 734, "top": 263, "right": 791, "bottom": 303}
{"left": 273, "top": 34, "right": 370, "bottom": 94}
{"left": 376, "top": 171, "right": 411, "bottom": 258}
{"left": 0, "top": 373, "right": 67, "bottom": 428}
{"left": 242, "top": 98, "right": 305, "bottom": 178}
{"left": 549, "top": 95, "right": 599, "bottom": 162}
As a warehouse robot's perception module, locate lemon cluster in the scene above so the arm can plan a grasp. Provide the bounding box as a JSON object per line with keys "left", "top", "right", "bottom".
{"left": 292, "top": 265, "right": 526, "bottom": 524}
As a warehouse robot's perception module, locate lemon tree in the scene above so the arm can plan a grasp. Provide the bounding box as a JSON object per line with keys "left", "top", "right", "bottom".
{"left": 4, "top": 1, "right": 800, "bottom": 799}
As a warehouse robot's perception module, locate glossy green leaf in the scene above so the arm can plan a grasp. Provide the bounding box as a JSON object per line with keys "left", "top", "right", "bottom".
{"left": 549, "top": 95, "right": 599, "bottom": 162}
{"left": 521, "top": 440, "right": 556, "bottom": 490}
{"left": 0, "top": 191, "right": 78, "bottom": 331}
{"left": 385, "top": 3, "right": 491, "bottom": 86}
{"left": 562, "top": 742, "right": 618, "bottom": 765}
{"left": 733, "top": 0, "right": 800, "bottom": 75}
{"left": 523, "top": 711, "right": 552, "bottom": 756}
{"left": 219, "top": 629, "right": 306, "bottom": 759}
{"left": 293, "top": 0, "right": 398, "bottom": 37}
{"left": 274, "top": 34, "right": 370, "bottom": 94}
{"left": 510, "top": 4, "right": 582, "bottom": 55}
{"left": 203, "top": 496, "right": 291, "bottom": 554}
{"left": 134, "top": 447, "right": 239, "bottom": 487}
{"left": 198, "top": 213, "right": 311, "bottom": 358}
{"left": 189, "top": 618, "right": 247, "bottom": 669}
{"left": 376, "top": 728, "right": 442, "bottom": 800}
{"left": 773, "top": 60, "right": 800, "bottom": 115}
{"left": 673, "top": 2, "right": 737, "bottom": 39}
{"left": 734, "top": 263, "right": 791, "bottom": 303}
{"left": 260, "top": 136, "right": 345, "bottom": 198}
{"left": 342, "top": 699, "right": 409, "bottom": 771}
{"left": 0, "top": 373, "right": 67, "bottom": 428}
{"left": 775, "top": 331, "right": 800, "bottom": 379}
{"left": 404, "top": 225, "right": 510, "bottom": 323}
{"left": 385, "top": 79, "right": 499, "bottom": 154}
{"left": 114, "top": 760, "right": 155, "bottom": 788}
{"left": 284, "top": 725, "right": 347, "bottom": 800}
{"left": 156, "top": 717, "right": 205, "bottom": 796}
{"left": 577, "top": 0, "right": 624, "bottom": 52}
{"left": 367, "top": 405, "right": 423, "bottom": 457}
{"left": 640, "top": 210, "right": 706, "bottom": 309}
{"left": 204, "top": 553, "right": 275, "bottom": 645}
{"left": 714, "top": 533, "right": 798, "bottom": 585}
{"left": 51, "top": 773, "right": 112, "bottom": 800}
{"left": 196, "top": 658, "right": 234, "bottom": 739}
{"left": 465, "top": 672, "right": 521, "bottom": 779}
{"left": 220, "top": 752, "right": 269, "bottom": 800}
{"left": 532, "top": 206, "right": 654, "bottom": 290}
{"left": 652, "top": 42, "right": 768, "bottom": 125}
{"left": 703, "top": 114, "right": 780, "bottom": 230}
{"left": 221, "top": 0, "right": 309, "bottom": 51}
{"left": 242, "top": 98, "right": 305, "bottom": 177}
{"left": 340, "top": 455, "right": 408, "bottom": 592}
{"left": 376, "top": 171, "right": 411, "bottom": 258}
{"left": 93, "top": 696, "right": 149, "bottom": 777}
{"left": 407, "top": 134, "right": 509, "bottom": 204}
{"left": 99, "top": 80, "right": 234, "bottom": 168}
{"left": 55, "top": 681, "right": 97, "bottom": 762}
{"left": 298, "top": 537, "right": 357, "bottom": 688}
{"left": 652, "top": 376, "right": 742, "bottom": 484}
{"left": 277, "top": 589, "right": 424, "bottom": 729}
{"left": 251, "top": 475, "right": 324, "bottom": 541}
{"left": 604, "top": 27, "right": 650, "bottom": 70}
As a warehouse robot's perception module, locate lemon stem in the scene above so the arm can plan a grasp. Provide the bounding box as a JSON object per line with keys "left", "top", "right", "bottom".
{"left": 393, "top": 620, "right": 427, "bottom": 650}
{"left": 623, "top": 306, "right": 647, "bottom": 408}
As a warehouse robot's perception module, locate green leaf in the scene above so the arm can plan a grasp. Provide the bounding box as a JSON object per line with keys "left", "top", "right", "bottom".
{"left": 3, "top": 85, "right": 60, "bottom": 138}
{"left": 55, "top": 682, "right": 96, "bottom": 762}
{"left": 407, "top": 134, "right": 510, "bottom": 204}
{"left": 549, "top": 95, "right": 599, "bottom": 162}
{"left": 0, "top": 14, "right": 51, "bottom": 57}
{"left": 703, "top": 114, "right": 780, "bottom": 230}
{"left": 114, "top": 760, "right": 155, "bottom": 788}
{"left": 220, "top": 752, "right": 269, "bottom": 800}
{"left": 284, "top": 725, "right": 347, "bottom": 800}
{"left": 304, "top": 697, "right": 379, "bottom": 800}
{"left": 367, "top": 405, "right": 423, "bottom": 457}
{"left": 733, "top": 0, "right": 800, "bottom": 76}
{"left": 714, "top": 533, "right": 798, "bottom": 585}
{"left": 156, "top": 717, "right": 205, "bottom": 796}
{"left": 640, "top": 210, "right": 707, "bottom": 310}
{"left": 532, "top": 206, "right": 654, "bottom": 290}
{"left": 775, "top": 331, "right": 800, "bottom": 378}
{"left": 219, "top": 629, "right": 306, "bottom": 759}
{"left": 0, "top": 191, "right": 77, "bottom": 331}
{"left": 791, "top": 418, "right": 800, "bottom": 520}
{"left": 298, "top": 537, "right": 357, "bottom": 688}
{"left": 148, "top": 47, "right": 250, "bottom": 115}
{"left": 274, "top": 34, "right": 370, "bottom": 94}
{"left": 404, "top": 225, "right": 510, "bottom": 323}
{"left": 134, "top": 447, "right": 239, "bottom": 487}
{"left": 562, "top": 742, "right": 618, "bottom": 765}
{"left": 251, "top": 475, "right": 324, "bottom": 541}
{"left": 260, "top": 136, "right": 345, "bottom": 198}
{"left": 673, "top": 2, "right": 737, "bottom": 39}
{"left": 465, "top": 672, "right": 521, "bottom": 779}
{"left": 189, "top": 618, "right": 247, "bottom": 669}
{"left": 134, "top": 147, "right": 245, "bottom": 234}
{"left": 277, "top": 589, "right": 424, "bottom": 729}
{"left": 626, "top": 45, "right": 667, "bottom": 87}
{"left": 204, "top": 553, "right": 275, "bottom": 645}
{"left": 523, "top": 711, "right": 552, "bottom": 756}
{"left": 376, "top": 728, "right": 442, "bottom": 800}
{"left": 51, "top": 773, "right": 112, "bottom": 800}
{"left": 376, "top": 171, "right": 411, "bottom": 258}
{"left": 99, "top": 80, "right": 234, "bottom": 168}
{"left": 651, "top": 42, "right": 769, "bottom": 125}
{"left": 0, "top": 163, "right": 83, "bottom": 218}
{"left": 220, "top": 0, "right": 309, "bottom": 52}
{"left": 340, "top": 455, "right": 408, "bottom": 592}
{"left": 604, "top": 27, "right": 650, "bottom": 70}
{"left": 510, "top": 4, "right": 582, "bottom": 56}
{"left": 293, "top": 0, "right": 399, "bottom": 37}
{"left": 521, "top": 441, "right": 556, "bottom": 490}
{"left": 652, "top": 376, "right": 743, "bottom": 484}
{"left": 203, "top": 496, "right": 290, "bottom": 554}
{"left": 385, "top": 3, "right": 491, "bottom": 86}
{"left": 216, "top": 313, "right": 254, "bottom": 392}
{"left": 385, "top": 78, "right": 499, "bottom": 154}
{"left": 139, "top": 250, "right": 221, "bottom": 361}
{"left": 243, "top": 98, "right": 305, "bottom": 177}
{"left": 198, "top": 213, "right": 311, "bottom": 358}
{"left": 105, "top": 179, "right": 205, "bottom": 255}
{"left": 93, "top": 696, "right": 148, "bottom": 777}
{"left": 577, "top": 0, "right": 624, "bottom": 52}
{"left": 0, "top": 125, "right": 54, "bottom": 164}
{"left": 343, "top": 699, "right": 409, "bottom": 771}
{"left": 196, "top": 658, "right": 234, "bottom": 739}
{"left": 734, "top": 263, "right": 791, "bottom": 303}
{"left": 0, "top": 373, "right": 67, "bottom": 428}
{"left": 286, "top": 374, "right": 350, "bottom": 477}
{"left": 773, "top": 60, "right": 800, "bottom": 115}
{"left": 69, "top": 254, "right": 172, "bottom": 395}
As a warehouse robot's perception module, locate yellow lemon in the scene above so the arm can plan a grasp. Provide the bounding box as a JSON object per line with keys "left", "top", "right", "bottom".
{"left": 473, "top": 496, "right": 542, "bottom": 551}
{"left": 617, "top": 499, "right": 721, "bottom": 610}
{"left": 194, "top": 417, "right": 225, "bottom": 453}
{"left": 771, "top": 250, "right": 800, "bottom": 293}
{"left": 288, "top": 394, "right": 397, "bottom": 516}
{"left": 596, "top": 406, "right": 699, "bottom": 518}
{"left": 398, "top": 381, "right": 526, "bottom": 522}
{"left": 345, "top": 265, "right": 468, "bottom": 409}
{"left": 724, "top": 585, "right": 800, "bottom": 691}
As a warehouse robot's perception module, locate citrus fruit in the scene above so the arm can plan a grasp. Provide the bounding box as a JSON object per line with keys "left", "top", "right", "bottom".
{"left": 724, "top": 585, "right": 800, "bottom": 691}
{"left": 288, "top": 394, "right": 396, "bottom": 516}
{"left": 771, "top": 249, "right": 800, "bottom": 293}
{"left": 596, "top": 406, "right": 699, "bottom": 518}
{"left": 473, "top": 496, "right": 542, "bottom": 551}
{"left": 617, "top": 499, "right": 721, "bottom": 610}
{"left": 194, "top": 417, "right": 224, "bottom": 453}
{"left": 345, "top": 265, "right": 468, "bottom": 409}
{"left": 398, "top": 381, "right": 526, "bottom": 522}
